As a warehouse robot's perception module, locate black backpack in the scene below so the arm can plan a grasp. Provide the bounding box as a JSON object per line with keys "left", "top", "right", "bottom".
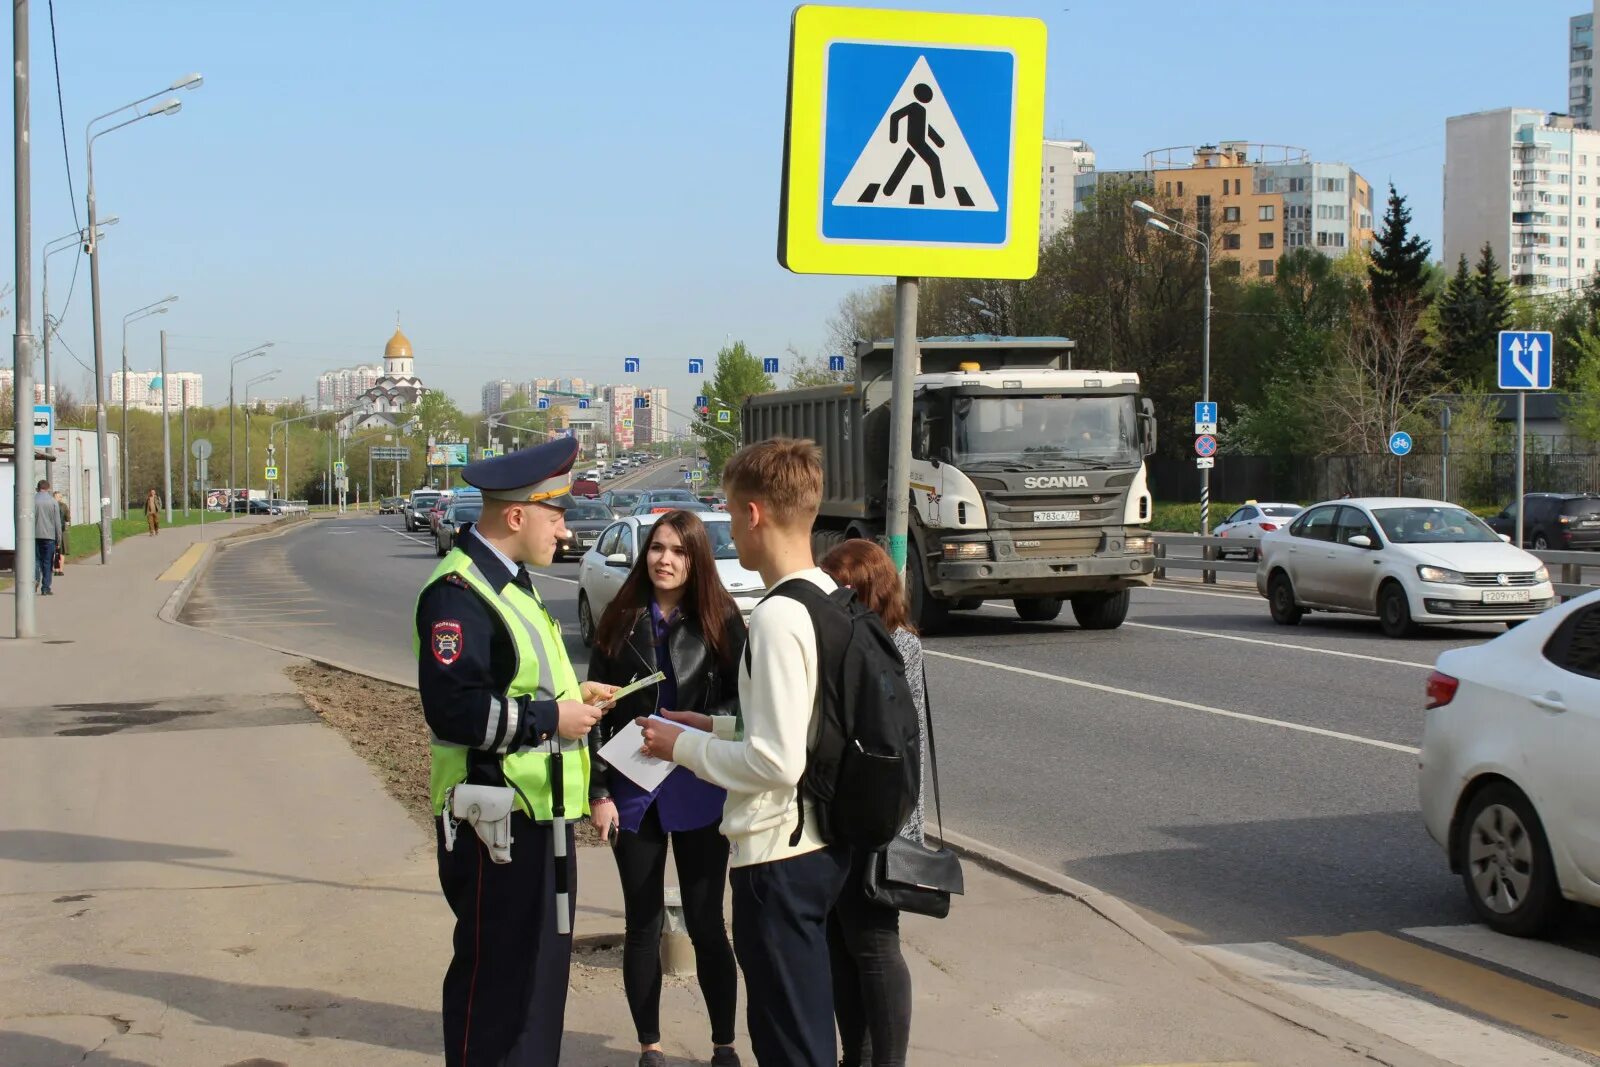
{"left": 747, "top": 581, "right": 921, "bottom": 850}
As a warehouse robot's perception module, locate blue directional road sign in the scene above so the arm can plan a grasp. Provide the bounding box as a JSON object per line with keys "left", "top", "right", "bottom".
{"left": 695, "top": 394, "right": 708, "bottom": 409}
{"left": 578, "top": 398, "right": 589, "bottom": 409}
{"left": 1194, "top": 401, "right": 1218, "bottom": 434}
{"left": 1388, "top": 431, "right": 1414, "bottom": 457}
{"left": 683, "top": 470, "right": 694, "bottom": 483}
{"left": 829, "top": 355, "right": 848, "bottom": 372}
{"left": 32, "top": 404, "right": 52, "bottom": 447}
{"left": 624, "top": 357, "right": 641, "bottom": 373}
{"left": 1498, "top": 330, "right": 1554, "bottom": 390}
{"left": 536, "top": 396, "right": 550, "bottom": 409}
{"left": 634, "top": 395, "right": 649, "bottom": 408}
{"left": 763, "top": 357, "right": 780, "bottom": 374}
{"left": 689, "top": 358, "right": 705, "bottom": 374}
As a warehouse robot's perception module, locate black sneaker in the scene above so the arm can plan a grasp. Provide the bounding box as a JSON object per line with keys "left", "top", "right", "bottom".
{"left": 639, "top": 1052, "right": 667, "bottom": 1067}
{"left": 711, "top": 1048, "right": 741, "bottom": 1067}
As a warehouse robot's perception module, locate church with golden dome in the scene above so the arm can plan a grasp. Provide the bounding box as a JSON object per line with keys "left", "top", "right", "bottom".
{"left": 336, "top": 322, "right": 430, "bottom": 435}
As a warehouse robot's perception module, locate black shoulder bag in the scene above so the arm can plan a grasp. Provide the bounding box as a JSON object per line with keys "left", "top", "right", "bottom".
{"left": 862, "top": 664, "right": 964, "bottom": 918}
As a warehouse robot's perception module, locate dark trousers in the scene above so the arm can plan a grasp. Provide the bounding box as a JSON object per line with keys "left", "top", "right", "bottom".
{"left": 34, "top": 538, "right": 54, "bottom": 594}
{"left": 731, "top": 845, "right": 850, "bottom": 1067}
{"left": 436, "top": 811, "right": 575, "bottom": 1067}
{"left": 612, "top": 803, "right": 738, "bottom": 1047}
{"left": 828, "top": 849, "right": 913, "bottom": 1067}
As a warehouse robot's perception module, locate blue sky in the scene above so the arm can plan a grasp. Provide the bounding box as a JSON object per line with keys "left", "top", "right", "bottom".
{"left": 1, "top": 1, "right": 1582, "bottom": 421}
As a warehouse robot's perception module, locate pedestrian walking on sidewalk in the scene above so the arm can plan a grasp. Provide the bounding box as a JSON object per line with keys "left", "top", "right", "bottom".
{"left": 52, "top": 491, "right": 69, "bottom": 576}
{"left": 413, "top": 437, "right": 618, "bottom": 1067}
{"left": 588, "top": 509, "right": 746, "bottom": 1067}
{"left": 33, "top": 479, "right": 63, "bottom": 597}
{"left": 145, "top": 489, "right": 161, "bottom": 535}
{"left": 818, "top": 539, "right": 928, "bottom": 1067}
{"left": 640, "top": 439, "right": 850, "bottom": 1067}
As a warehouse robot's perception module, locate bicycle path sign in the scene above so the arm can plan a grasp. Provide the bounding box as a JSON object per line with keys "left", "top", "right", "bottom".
{"left": 778, "top": 5, "right": 1046, "bottom": 279}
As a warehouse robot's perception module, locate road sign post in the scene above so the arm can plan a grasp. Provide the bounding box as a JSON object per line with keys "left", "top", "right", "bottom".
{"left": 1498, "top": 330, "right": 1553, "bottom": 547}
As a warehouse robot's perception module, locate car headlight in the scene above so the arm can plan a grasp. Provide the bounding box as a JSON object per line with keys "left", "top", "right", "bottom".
{"left": 1533, "top": 564, "right": 1550, "bottom": 583}
{"left": 1417, "top": 565, "right": 1468, "bottom": 584}
{"left": 1124, "top": 534, "right": 1153, "bottom": 554}
{"left": 942, "top": 541, "right": 991, "bottom": 560}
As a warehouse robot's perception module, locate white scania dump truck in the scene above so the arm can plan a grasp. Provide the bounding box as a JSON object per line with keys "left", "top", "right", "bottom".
{"left": 742, "top": 337, "right": 1158, "bottom": 631}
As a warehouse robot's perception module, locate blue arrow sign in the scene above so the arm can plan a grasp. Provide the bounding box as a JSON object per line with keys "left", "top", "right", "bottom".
{"left": 688, "top": 358, "right": 704, "bottom": 374}
{"left": 578, "top": 398, "right": 589, "bottom": 409}
{"left": 1498, "top": 330, "right": 1554, "bottom": 390}
{"left": 1194, "top": 401, "right": 1217, "bottom": 432}
{"left": 828, "top": 355, "right": 847, "bottom": 372}
{"left": 1388, "top": 430, "right": 1414, "bottom": 457}
{"left": 634, "top": 396, "right": 648, "bottom": 409}
{"left": 624, "top": 357, "right": 641, "bottom": 373}
{"left": 536, "top": 396, "right": 550, "bottom": 409}
{"left": 695, "top": 394, "right": 708, "bottom": 409}
{"left": 762, "top": 357, "right": 780, "bottom": 374}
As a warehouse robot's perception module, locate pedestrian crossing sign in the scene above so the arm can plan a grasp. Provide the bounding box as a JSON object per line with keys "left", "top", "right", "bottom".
{"left": 779, "top": 5, "right": 1046, "bottom": 279}
{"left": 265, "top": 466, "right": 278, "bottom": 481}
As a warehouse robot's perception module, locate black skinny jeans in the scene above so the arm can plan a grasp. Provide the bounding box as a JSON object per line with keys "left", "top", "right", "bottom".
{"left": 828, "top": 848, "right": 913, "bottom": 1067}
{"left": 612, "top": 803, "right": 738, "bottom": 1047}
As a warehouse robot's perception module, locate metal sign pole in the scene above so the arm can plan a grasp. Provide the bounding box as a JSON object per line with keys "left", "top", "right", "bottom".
{"left": 161, "top": 331, "right": 173, "bottom": 524}
{"left": 885, "top": 277, "right": 919, "bottom": 584}
{"left": 1515, "top": 392, "right": 1526, "bottom": 548}
{"left": 12, "top": 0, "right": 38, "bottom": 638}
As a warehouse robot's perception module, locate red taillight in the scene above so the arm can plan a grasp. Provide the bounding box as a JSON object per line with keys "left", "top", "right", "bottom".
{"left": 1259, "top": 522, "right": 1279, "bottom": 532}
{"left": 1426, "top": 670, "right": 1459, "bottom": 709}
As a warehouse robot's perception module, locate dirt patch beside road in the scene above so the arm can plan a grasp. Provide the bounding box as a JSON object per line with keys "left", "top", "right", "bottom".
{"left": 288, "top": 661, "right": 601, "bottom": 845}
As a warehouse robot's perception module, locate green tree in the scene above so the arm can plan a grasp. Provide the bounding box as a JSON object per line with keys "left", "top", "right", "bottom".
{"left": 1368, "top": 183, "right": 1432, "bottom": 313}
{"left": 694, "top": 341, "right": 772, "bottom": 474}
{"left": 1565, "top": 326, "right": 1600, "bottom": 443}
{"left": 1436, "top": 243, "right": 1513, "bottom": 388}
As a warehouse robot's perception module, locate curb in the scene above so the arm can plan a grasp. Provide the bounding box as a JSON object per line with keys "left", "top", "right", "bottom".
{"left": 157, "top": 516, "right": 319, "bottom": 626}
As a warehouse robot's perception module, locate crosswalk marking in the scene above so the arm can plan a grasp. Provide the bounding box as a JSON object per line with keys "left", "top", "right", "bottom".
{"left": 1404, "top": 925, "right": 1600, "bottom": 1004}
{"left": 1196, "top": 941, "right": 1592, "bottom": 1067}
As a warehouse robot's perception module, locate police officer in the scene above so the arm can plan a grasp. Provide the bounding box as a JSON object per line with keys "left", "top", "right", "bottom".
{"left": 415, "top": 436, "right": 618, "bottom": 1066}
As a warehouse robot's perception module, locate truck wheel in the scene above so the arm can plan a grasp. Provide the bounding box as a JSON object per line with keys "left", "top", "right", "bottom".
{"left": 1013, "top": 597, "right": 1063, "bottom": 622}
{"left": 952, "top": 597, "right": 985, "bottom": 611}
{"left": 1070, "top": 590, "right": 1130, "bottom": 630}
{"left": 908, "top": 550, "right": 951, "bottom": 634}
{"left": 811, "top": 528, "right": 848, "bottom": 560}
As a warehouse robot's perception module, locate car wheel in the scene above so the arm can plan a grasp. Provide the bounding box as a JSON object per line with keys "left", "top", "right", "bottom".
{"left": 1267, "top": 572, "right": 1302, "bottom": 626}
{"left": 577, "top": 593, "right": 596, "bottom": 647}
{"left": 1532, "top": 532, "right": 1550, "bottom": 550}
{"left": 1456, "top": 782, "right": 1565, "bottom": 937}
{"left": 435, "top": 536, "right": 446, "bottom": 558}
{"left": 1070, "top": 591, "right": 1129, "bottom": 630}
{"left": 1378, "top": 581, "right": 1417, "bottom": 638}
{"left": 1013, "top": 596, "right": 1064, "bottom": 623}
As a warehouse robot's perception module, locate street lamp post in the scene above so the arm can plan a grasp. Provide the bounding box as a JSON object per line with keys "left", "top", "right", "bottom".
{"left": 41, "top": 218, "right": 117, "bottom": 428}
{"left": 120, "top": 296, "right": 176, "bottom": 515}
{"left": 86, "top": 73, "right": 202, "bottom": 560}
{"left": 228, "top": 343, "right": 273, "bottom": 509}
{"left": 1133, "top": 199, "right": 1213, "bottom": 536}
{"left": 243, "top": 369, "right": 280, "bottom": 505}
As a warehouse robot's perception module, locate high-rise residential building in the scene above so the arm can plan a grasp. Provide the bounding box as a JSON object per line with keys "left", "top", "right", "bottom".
{"left": 109, "top": 370, "right": 204, "bottom": 412}
{"left": 1039, "top": 138, "right": 1095, "bottom": 242}
{"left": 1072, "top": 142, "right": 1376, "bottom": 278}
{"left": 606, "top": 384, "right": 638, "bottom": 450}
{"left": 635, "top": 387, "right": 669, "bottom": 444}
{"left": 1572, "top": 5, "right": 1596, "bottom": 128}
{"left": 317, "top": 364, "right": 382, "bottom": 410}
{"left": 0, "top": 368, "right": 54, "bottom": 404}
{"left": 1444, "top": 107, "right": 1600, "bottom": 295}
{"left": 481, "top": 379, "right": 517, "bottom": 415}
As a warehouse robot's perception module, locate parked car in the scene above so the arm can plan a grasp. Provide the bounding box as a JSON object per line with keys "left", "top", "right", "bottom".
{"left": 557, "top": 501, "right": 616, "bottom": 560}
{"left": 1419, "top": 588, "right": 1600, "bottom": 936}
{"left": 434, "top": 501, "right": 482, "bottom": 556}
{"left": 1484, "top": 493, "right": 1600, "bottom": 551}
{"left": 377, "top": 496, "right": 404, "bottom": 515}
{"left": 575, "top": 513, "right": 766, "bottom": 645}
{"left": 405, "top": 490, "right": 441, "bottom": 531}
{"left": 227, "top": 498, "right": 275, "bottom": 514}
{"left": 1257, "top": 497, "right": 1555, "bottom": 637}
{"left": 1213, "top": 501, "right": 1303, "bottom": 560}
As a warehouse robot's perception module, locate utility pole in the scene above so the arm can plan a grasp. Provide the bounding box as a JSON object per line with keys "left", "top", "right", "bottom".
{"left": 181, "top": 382, "right": 189, "bottom": 515}
{"left": 885, "top": 277, "right": 918, "bottom": 583}
{"left": 12, "top": 0, "right": 38, "bottom": 637}
{"left": 160, "top": 331, "right": 172, "bottom": 523}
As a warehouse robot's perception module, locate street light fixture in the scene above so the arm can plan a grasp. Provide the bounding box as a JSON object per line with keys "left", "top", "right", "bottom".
{"left": 121, "top": 296, "right": 178, "bottom": 515}
{"left": 41, "top": 217, "right": 118, "bottom": 418}
{"left": 1134, "top": 200, "right": 1214, "bottom": 534}
{"left": 228, "top": 344, "right": 274, "bottom": 508}
{"left": 85, "top": 73, "right": 203, "bottom": 561}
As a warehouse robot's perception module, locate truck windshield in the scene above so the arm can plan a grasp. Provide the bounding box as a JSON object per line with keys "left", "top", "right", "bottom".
{"left": 954, "top": 395, "right": 1139, "bottom": 468}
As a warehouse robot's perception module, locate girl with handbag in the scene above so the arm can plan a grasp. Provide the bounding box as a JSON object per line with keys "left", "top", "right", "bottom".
{"left": 818, "top": 538, "right": 933, "bottom": 1067}
{"left": 587, "top": 509, "right": 746, "bottom": 1067}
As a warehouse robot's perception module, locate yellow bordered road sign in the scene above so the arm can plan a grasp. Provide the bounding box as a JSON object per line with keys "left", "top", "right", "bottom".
{"left": 778, "top": 5, "right": 1046, "bottom": 279}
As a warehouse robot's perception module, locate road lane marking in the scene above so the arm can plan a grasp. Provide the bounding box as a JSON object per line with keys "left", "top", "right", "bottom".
{"left": 1148, "top": 583, "right": 1260, "bottom": 602}
{"left": 1196, "top": 941, "right": 1590, "bottom": 1067}
{"left": 157, "top": 544, "right": 211, "bottom": 582}
{"left": 1403, "top": 926, "right": 1600, "bottom": 1003}
{"left": 923, "top": 648, "right": 1420, "bottom": 755}
{"left": 1296, "top": 931, "right": 1600, "bottom": 1055}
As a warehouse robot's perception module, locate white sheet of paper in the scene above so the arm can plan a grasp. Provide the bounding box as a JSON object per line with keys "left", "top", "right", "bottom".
{"left": 595, "top": 670, "right": 667, "bottom": 710}
{"left": 596, "top": 714, "right": 707, "bottom": 793}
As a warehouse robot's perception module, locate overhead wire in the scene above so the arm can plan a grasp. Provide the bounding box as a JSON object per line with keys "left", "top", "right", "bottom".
{"left": 47, "top": 0, "right": 84, "bottom": 327}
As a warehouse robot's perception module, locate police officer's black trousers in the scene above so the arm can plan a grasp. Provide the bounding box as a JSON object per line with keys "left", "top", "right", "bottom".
{"left": 436, "top": 811, "right": 576, "bottom": 1067}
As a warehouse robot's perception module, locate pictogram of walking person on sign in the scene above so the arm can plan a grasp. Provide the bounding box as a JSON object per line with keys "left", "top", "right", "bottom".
{"left": 883, "top": 83, "right": 949, "bottom": 202}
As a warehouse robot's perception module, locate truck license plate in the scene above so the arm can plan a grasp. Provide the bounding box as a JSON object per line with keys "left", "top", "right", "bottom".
{"left": 1033, "top": 510, "right": 1080, "bottom": 523}
{"left": 1481, "top": 589, "right": 1530, "bottom": 604}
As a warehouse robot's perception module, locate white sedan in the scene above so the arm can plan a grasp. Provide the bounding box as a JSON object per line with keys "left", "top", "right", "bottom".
{"left": 1420, "top": 589, "right": 1600, "bottom": 936}
{"left": 575, "top": 513, "right": 766, "bottom": 646}
{"left": 1213, "top": 502, "right": 1303, "bottom": 560}
{"left": 1256, "top": 497, "right": 1555, "bottom": 637}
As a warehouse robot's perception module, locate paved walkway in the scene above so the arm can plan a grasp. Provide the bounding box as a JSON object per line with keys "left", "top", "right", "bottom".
{"left": 0, "top": 520, "right": 1430, "bottom": 1065}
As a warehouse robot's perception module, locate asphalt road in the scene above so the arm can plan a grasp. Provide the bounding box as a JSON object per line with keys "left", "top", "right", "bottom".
{"left": 183, "top": 466, "right": 1600, "bottom": 1062}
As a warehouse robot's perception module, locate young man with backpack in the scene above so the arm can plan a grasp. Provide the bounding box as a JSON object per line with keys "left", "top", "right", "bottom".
{"left": 641, "top": 437, "right": 916, "bottom": 1067}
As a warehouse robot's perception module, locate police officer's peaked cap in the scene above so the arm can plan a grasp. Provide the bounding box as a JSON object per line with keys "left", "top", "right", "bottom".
{"left": 461, "top": 436, "right": 578, "bottom": 508}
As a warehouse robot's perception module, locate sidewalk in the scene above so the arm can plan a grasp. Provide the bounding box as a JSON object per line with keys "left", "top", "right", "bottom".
{"left": 0, "top": 521, "right": 1430, "bottom": 1065}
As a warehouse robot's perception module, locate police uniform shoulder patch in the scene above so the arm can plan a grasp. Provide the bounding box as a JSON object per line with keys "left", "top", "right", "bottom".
{"left": 442, "top": 573, "right": 469, "bottom": 588}
{"left": 431, "top": 620, "right": 464, "bottom": 666}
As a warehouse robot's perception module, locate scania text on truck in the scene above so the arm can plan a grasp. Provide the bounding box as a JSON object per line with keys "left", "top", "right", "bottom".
{"left": 742, "top": 337, "right": 1158, "bottom": 631}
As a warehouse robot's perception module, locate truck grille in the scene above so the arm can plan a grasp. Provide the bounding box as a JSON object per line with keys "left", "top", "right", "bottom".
{"left": 1009, "top": 533, "right": 1101, "bottom": 559}
{"left": 1460, "top": 572, "right": 1541, "bottom": 587}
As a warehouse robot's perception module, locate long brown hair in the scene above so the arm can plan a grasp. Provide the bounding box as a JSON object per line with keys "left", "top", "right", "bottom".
{"left": 820, "top": 538, "right": 916, "bottom": 635}
{"left": 594, "top": 510, "right": 739, "bottom": 665}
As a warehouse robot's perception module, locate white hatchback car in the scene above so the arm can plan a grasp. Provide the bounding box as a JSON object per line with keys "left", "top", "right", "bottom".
{"left": 1257, "top": 497, "right": 1555, "bottom": 637}
{"left": 1420, "top": 589, "right": 1600, "bottom": 936}
{"left": 1213, "top": 501, "right": 1304, "bottom": 560}
{"left": 575, "top": 513, "right": 766, "bottom": 646}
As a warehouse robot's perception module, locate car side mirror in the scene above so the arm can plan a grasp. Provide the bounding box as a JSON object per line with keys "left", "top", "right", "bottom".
{"left": 1347, "top": 534, "right": 1373, "bottom": 549}
{"left": 1499, "top": 534, "right": 1512, "bottom": 544}
{"left": 605, "top": 552, "right": 629, "bottom": 567}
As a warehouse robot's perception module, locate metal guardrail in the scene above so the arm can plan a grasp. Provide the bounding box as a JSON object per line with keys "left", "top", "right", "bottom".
{"left": 1152, "top": 533, "right": 1599, "bottom": 600}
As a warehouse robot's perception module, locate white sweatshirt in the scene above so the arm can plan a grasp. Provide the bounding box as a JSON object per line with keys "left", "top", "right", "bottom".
{"left": 672, "top": 568, "right": 835, "bottom": 867}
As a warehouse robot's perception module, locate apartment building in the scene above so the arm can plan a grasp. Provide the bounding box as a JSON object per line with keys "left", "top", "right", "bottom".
{"left": 317, "top": 364, "right": 382, "bottom": 411}
{"left": 481, "top": 378, "right": 518, "bottom": 415}
{"left": 1040, "top": 138, "right": 1095, "bottom": 243}
{"left": 1573, "top": 4, "right": 1596, "bottom": 128}
{"left": 109, "top": 370, "right": 204, "bottom": 412}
